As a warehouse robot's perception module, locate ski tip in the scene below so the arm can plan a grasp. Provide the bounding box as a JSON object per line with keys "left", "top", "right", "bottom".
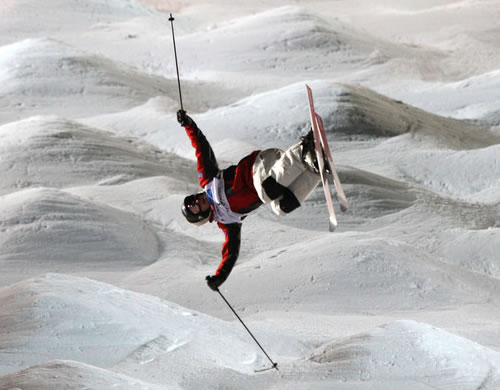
{"left": 329, "top": 221, "right": 337, "bottom": 232}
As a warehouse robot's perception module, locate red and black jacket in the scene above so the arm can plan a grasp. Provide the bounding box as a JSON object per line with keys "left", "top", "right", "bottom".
{"left": 184, "top": 121, "right": 263, "bottom": 284}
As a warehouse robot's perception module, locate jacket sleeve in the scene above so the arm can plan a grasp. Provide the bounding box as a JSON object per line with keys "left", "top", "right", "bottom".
{"left": 215, "top": 223, "right": 242, "bottom": 284}
{"left": 184, "top": 122, "right": 219, "bottom": 187}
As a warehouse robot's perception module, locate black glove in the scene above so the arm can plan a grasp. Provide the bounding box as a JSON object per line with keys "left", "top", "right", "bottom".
{"left": 177, "top": 109, "right": 194, "bottom": 127}
{"left": 206, "top": 274, "right": 224, "bottom": 291}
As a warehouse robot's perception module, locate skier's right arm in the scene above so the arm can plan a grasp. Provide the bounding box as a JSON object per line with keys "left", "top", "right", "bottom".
{"left": 177, "top": 110, "right": 219, "bottom": 187}
{"left": 206, "top": 222, "right": 241, "bottom": 291}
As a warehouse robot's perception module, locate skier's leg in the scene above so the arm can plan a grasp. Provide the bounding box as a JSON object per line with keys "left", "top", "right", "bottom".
{"left": 253, "top": 138, "right": 320, "bottom": 215}
{"left": 266, "top": 143, "right": 320, "bottom": 215}
{"left": 269, "top": 142, "right": 306, "bottom": 188}
{"left": 270, "top": 199, "right": 285, "bottom": 216}
{"left": 253, "top": 148, "right": 284, "bottom": 203}
{"left": 261, "top": 176, "right": 301, "bottom": 215}
{"left": 268, "top": 166, "right": 320, "bottom": 216}
{"left": 288, "top": 169, "right": 321, "bottom": 204}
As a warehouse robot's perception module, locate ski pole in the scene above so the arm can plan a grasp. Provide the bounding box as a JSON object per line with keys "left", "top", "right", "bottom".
{"left": 168, "top": 13, "right": 184, "bottom": 111}
{"left": 216, "top": 288, "right": 279, "bottom": 372}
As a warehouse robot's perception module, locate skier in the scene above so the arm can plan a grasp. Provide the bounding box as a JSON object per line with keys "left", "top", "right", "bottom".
{"left": 177, "top": 110, "right": 321, "bottom": 291}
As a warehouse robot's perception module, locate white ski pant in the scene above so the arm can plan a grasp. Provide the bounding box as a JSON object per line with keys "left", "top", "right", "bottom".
{"left": 252, "top": 142, "right": 320, "bottom": 216}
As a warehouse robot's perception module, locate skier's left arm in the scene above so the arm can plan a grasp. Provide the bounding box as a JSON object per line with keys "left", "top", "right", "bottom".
{"left": 177, "top": 110, "right": 219, "bottom": 187}
{"left": 206, "top": 223, "right": 241, "bottom": 291}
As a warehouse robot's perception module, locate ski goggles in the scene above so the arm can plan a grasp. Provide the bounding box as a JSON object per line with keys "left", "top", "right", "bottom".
{"left": 184, "top": 193, "right": 204, "bottom": 214}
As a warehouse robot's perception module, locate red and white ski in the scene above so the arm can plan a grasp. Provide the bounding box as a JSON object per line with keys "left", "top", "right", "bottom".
{"left": 306, "top": 85, "right": 348, "bottom": 232}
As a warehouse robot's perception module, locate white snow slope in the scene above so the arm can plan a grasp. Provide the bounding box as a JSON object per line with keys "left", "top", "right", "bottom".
{"left": 0, "top": 0, "right": 499, "bottom": 389}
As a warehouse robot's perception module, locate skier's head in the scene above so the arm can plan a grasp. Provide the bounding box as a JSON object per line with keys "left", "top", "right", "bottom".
{"left": 181, "top": 191, "right": 211, "bottom": 226}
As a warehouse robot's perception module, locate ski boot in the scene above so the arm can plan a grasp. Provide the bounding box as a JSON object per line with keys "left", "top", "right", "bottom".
{"left": 300, "top": 128, "right": 330, "bottom": 174}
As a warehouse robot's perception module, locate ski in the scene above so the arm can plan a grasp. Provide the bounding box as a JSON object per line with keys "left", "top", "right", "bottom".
{"left": 314, "top": 113, "right": 349, "bottom": 212}
{"left": 306, "top": 85, "right": 337, "bottom": 231}
{"left": 306, "top": 85, "right": 348, "bottom": 231}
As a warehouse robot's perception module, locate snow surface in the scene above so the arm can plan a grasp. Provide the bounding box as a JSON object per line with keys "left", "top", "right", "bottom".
{"left": 0, "top": 0, "right": 499, "bottom": 389}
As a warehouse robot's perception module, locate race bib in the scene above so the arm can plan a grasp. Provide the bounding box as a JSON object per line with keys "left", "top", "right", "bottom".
{"left": 205, "top": 177, "right": 244, "bottom": 224}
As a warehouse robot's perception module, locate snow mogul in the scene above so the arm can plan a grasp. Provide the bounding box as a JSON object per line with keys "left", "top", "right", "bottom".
{"left": 177, "top": 110, "right": 321, "bottom": 291}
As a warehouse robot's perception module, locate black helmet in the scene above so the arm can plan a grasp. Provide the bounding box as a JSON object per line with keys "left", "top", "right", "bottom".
{"left": 181, "top": 192, "right": 211, "bottom": 226}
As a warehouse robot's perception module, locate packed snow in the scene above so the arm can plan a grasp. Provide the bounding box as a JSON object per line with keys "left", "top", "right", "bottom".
{"left": 0, "top": 0, "right": 499, "bottom": 389}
